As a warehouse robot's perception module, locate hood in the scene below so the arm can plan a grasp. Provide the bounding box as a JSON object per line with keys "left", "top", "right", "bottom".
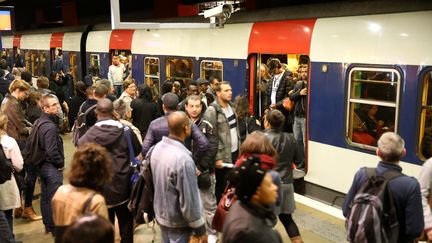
{"left": 84, "top": 122, "right": 124, "bottom": 147}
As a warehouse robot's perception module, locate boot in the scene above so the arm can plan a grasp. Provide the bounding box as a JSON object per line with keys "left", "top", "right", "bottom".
{"left": 290, "top": 236, "right": 304, "bottom": 243}
{"left": 14, "top": 206, "right": 23, "bottom": 218}
{"left": 22, "top": 207, "right": 42, "bottom": 221}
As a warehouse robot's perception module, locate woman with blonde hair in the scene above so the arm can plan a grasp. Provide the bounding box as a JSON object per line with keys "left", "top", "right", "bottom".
{"left": 0, "top": 114, "right": 24, "bottom": 241}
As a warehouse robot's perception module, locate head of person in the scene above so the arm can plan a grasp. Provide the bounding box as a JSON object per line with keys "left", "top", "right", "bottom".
{"left": 62, "top": 214, "right": 114, "bottom": 243}
{"left": 69, "top": 143, "right": 113, "bottom": 192}
{"left": 27, "top": 91, "right": 42, "bottom": 106}
{"left": 172, "top": 81, "right": 181, "bottom": 93}
{"left": 94, "top": 85, "right": 108, "bottom": 100}
{"left": 95, "top": 98, "right": 114, "bottom": 120}
{"left": 376, "top": 132, "right": 406, "bottom": 163}
{"left": 186, "top": 81, "right": 199, "bottom": 96}
{"left": 40, "top": 94, "right": 60, "bottom": 116}
{"left": 260, "top": 64, "right": 270, "bottom": 80}
{"left": 55, "top": 49, "right": 62, "bottom": 57}
{"left": 86, "top": 86, "right": 95, "bottom": 99}
{"left": 233, "top": 95, "right": 250, "bottom": 120}
{"left": 20, "top": 71, "right": 32, "bottom": 84}
{"left": 267, "top": 58, "right": 283, "bottom": 75}
{"left": 97, "top": 79, "right": 114, "bottom": 94}
{"left": 123, "top": 79, "right": 137, "bottom": 97}
{"left": 9, "top": 79, "right": 30, "bottom": 101}
{"left": 137, "top": 84, "right": 153, "bottom": 102}
{"left": 75, "top": 81, "right": 87, "bottom": 96}
{"left": 0, "top": 58, "right": 8, "bottom": 70}
{"left": 229, "top": 156, "right": 278, "bottom": 207}
{"left": 264, "top": 109, "right": 285, "bottom": 130}
{"left": 0, "top": 114, "right": 8, "bottom": 132}
{"left": 167, "top": 111, "right": 191, "bottom": 141}
{"left": 185, "top": 95, "right": 202, "bottom": 120}
{"left": 89, "top": 65, "right": 99, "bottom": 76}
{"left": 368, "top": 105, "right": 378, "bottom": 117}
{"left": 111, "top": 55, "right": 119, "bottom": 66}
{"left": 209, "top": 76, "right": 221, "bottom": 91}
{"left": 162, "top": 92, "right": 179, "bottom": 113}
{"left": 161, "top": 80, "right": 174, "bottom": 95}
{"left": 215, "top": 81, "right": 232, "bottom": 105}
{"left": 36, "top": 76, "right": 49, "bottom": 89}
{"left": 196, "top": 78, "right": 209, "bottom": 93}
{"left": 113, "top": 98, "right": 131, "bottom": 121}
{"left": 237, "top": 131, "right": 277, "bottom": 169}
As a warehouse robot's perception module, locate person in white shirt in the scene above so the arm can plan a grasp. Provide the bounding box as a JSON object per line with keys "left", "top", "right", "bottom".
{"left": 107, "top": 55, "right": 125, "bottom": 97}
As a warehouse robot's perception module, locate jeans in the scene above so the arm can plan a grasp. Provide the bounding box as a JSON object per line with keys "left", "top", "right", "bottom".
{"left": 38, "top": 162, "right": 63, "bottom": 233}
{"left": 199, "top": 174, "right": 217, "bottom": 235}
{"left": 215, "top": 151, "right": 238, "bottom": 203}
{"left": 0, "top": 210, "right": 14, "bottom": 243}
{"left": 160, "top": 225, "right": 191, "bottom": 243}
{"left": 114, "top": 85, "right": 123, "bottom": 98}
{"left": 293, "top": 116, "right": 306, "bottom": 170}
{"left": 24, "top": 163, "right": 39, "bottom": 207}
{"left": 108, "top": 202, "right": 133, "bottom": 243}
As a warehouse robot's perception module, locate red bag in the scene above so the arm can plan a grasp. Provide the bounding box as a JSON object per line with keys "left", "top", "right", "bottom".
{"left": 212, "top": 186, "right": 236, "bottom": 232}
{"left": 282, "top": 97, "right": 294, "bottom": 112}
{"left": 352, "top": 132, "right": 375, "bottom": 145}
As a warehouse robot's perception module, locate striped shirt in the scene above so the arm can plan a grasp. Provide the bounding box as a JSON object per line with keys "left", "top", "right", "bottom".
{"left": 222, "top": 105, "right": 239, "bottom": 153}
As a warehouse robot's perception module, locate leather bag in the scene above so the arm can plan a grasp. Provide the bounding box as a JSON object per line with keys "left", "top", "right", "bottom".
{"left": 212, "top": 186, "right": 236, "bottom": 232}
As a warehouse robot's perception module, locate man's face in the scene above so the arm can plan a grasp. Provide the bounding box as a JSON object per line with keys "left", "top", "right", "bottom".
{"left": 210, "top": 79, "right": 220, "bottom": 91}
{"left": 112, "top": 56, "right": 119, "bottom": 65}
{"left": 185, "top": 99, "right": 202, "bottom": 120}
{"left": 126, "top": 83, "right": 137, "bottom": 96}
{"left": 199, "top": 83, "right": 208, "bottom": 93}
{"left": 254, "top": 173, "right": 278, "bottom": 206}
{"left": 43, "top": 97, "right": 60, "bottom": 115}
{"left": 217, "top": 84, "right": 232, "bottom": 103}
{"left": 299, "top": 64, "right": 308, "bottom": 81}
{"left": 187, "top": 85, "right": 199, "bottom": 96}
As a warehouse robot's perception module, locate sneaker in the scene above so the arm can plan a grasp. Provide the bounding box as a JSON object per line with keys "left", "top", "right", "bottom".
{"left": 208, "top": 234, "right": 218, "bottom": 243}
{"left": 22, "top": 207, "right": 42, "bottom": 221}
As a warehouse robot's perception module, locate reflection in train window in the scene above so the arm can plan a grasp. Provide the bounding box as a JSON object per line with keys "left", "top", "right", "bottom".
{"left": 144, "top": 57, "right": 160, "bottom": 101}
{"left": 418, "top": 70, "right": 432, "bottom": 160}
{"left": 90, "top": 54, "right": 101, "bottom": 69}
{"left": 200, "top": 60, "right": 223, "bottom": 80}
{"left": 166, "top": 58, "right": 193, "bottom": 86}
{"left": 30, "top": 50, "right": 38, "bottom": 76}
{"left": 69, "top": 52, "right": 77, "bottom": 80}
{"left": 346, "top": 68, "right": 401, "bottom": 148}
{"left": 39, "top": 51, "right": 46, "bottom": 76}
{"left": 24, "top": 50, "right": 31, "bottom": 72}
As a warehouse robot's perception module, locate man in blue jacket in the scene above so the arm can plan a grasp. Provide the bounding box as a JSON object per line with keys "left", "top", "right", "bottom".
{"left": 342, "top": 132, "right": 424, "bottom": 242}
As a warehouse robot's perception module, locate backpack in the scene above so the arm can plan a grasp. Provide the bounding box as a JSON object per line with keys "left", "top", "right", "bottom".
{"left": 71, "top": 104, "right": 97, "bottom": 147}
{"left": 346, "top": 168, "right": 401, "bottom": 243}
{"left": 128, "top": 146, "right": 155, "bottom": 225}
{"left": 23, "top": 120, "right": 51, "bottom": 166}
{"left": 0, "top": 143, "right": 12, "bottom": 184}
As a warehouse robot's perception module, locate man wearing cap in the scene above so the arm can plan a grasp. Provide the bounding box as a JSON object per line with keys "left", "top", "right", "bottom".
{"left": 141, "top": 92, "right": 209, "bottom": 159}
{"left": 78, "top": 98, "right": 141, "bottom": 243}
{"left": 196, "top": 78, "right": 210, "bottom": 107}
{"left": 222, "top": 156, "right": 282, "bottom": 243}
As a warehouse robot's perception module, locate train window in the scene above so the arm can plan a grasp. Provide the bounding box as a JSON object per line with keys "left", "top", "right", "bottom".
{"left": 200, "top": 60, "right": 223, "bottom": 80}
{"left": 39, "top": 51, "right": 46, "bottom": 76}
{"left": 144, "top": 57, "right": 160, "bottom": 101}
{"left": 418, "top": 70, "right": 432, "bottom": 160}
{"left": 90, "top": 54, "right": 101, "bottom": 69}
{"left": 346, "top": 68, "right": 401, "bottom": 148}
{"left": 166, "top": 58, "right": 193, "bottom": 86}
{"left": 24, "top": 50, "right": 31, "bottom": 73}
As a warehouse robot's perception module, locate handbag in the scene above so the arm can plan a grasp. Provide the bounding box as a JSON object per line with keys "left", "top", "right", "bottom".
{"left": 212, "top": 185, "right": 236, "bottom": 232}
{"left": 124, "top": 126, "right": 141, "bottom": 185}
{"left": 282, "top": 97, "right": 294, "bottom": 112}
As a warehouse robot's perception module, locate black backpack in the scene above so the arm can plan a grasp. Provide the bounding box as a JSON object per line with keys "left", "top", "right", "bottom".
{"left": 346, "top": 168, "right": 401, "bottom": 243}
{"left": 128, "top": 146, "right": 155, "bottom": 225}
{"left": 0, "top": 143, "right": 12, "bottom": 184}
{"left": 23, "top": 120, "right": 50, "bottom": 166}
{"left": 72, "top": 104, "right": 97, "bottom": 147}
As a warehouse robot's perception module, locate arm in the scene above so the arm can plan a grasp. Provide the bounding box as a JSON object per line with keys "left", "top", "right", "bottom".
{"left": 289, "top": 82, "right": 303, "bottom": 102}
{"left": 107, "top": 66, "right": 114, "bottom": 86}
{"left": 6, "top": 102, "right": 30, "bottom": 136}
{"left": 7, "top": 137, "right": 23, "bottom": 172}
{"left": 191, "top": 122, "right": 209, "bottom": 163}
{"left": 198, "top": 120, "right": 218, "bottom": 171}
{"left": 141, "top": 122, "right": 156, "bottom": 155}
{"left": 342, "top": 169, "right": 365, "bottom": 217}
{"left": 202, "top": 106, "right": 222, "bottom": 161}
{"left": 405, "top": 180, "right": 425, "bottom": 239}
{"left": 89, "top": 194, "right": 109, "bottom": 220}
{"left": 42, "top": 124, "right": 64, "bottom": 168}
{"left": 419, "top": 159, "right": 432, "bottom": 232}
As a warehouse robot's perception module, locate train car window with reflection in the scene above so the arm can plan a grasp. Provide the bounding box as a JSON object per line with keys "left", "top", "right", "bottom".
{"left": 200, "top": 60, "right": 223, "bottom": 81}
{"left": 90, "top": 54, "right": 101, "bottom": 70}
{"left": 166, "top": 58, "right": 193, "bottom": 87}
{"left": 418, "top": 70, "right": 432, "bottom": 160}
{"left": 144, "top": 57, "right": 160, "bottom": 101}
{"left": 346, "top": 68, "right": 401, "bottom": 148}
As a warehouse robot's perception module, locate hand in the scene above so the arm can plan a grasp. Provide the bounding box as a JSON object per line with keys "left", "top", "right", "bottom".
{"left": 270, "top": 104, "right": 276, "bottom": 109}
{"left": 215, "top": 160, "right": 223, "bottom": 169}
{"left": 300, "top": 88, "right": 307, "bottom": 95}
{"left": 196, "top": 168, "right": 202, "bottom": 176}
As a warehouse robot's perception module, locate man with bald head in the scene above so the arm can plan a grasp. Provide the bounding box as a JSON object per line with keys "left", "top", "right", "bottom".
{"left": 148, "top": 111, "right": 207, "bottom": 243}
{"left": 78, "top": 98, "right": 140, "bottom": 243}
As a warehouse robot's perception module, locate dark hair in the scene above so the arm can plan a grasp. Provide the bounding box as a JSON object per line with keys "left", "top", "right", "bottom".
{"left": 89, "top": 65, "right": 99, "bottom": 76}
{"left": 215, "top": 81, "right": 231, "bottom": 93}
{"left": 27, "top": 91, "right": 42, "bottom": 106}
{"left": 267, "top": 58, "right": 282, "bottom": 71}
{"left": 75, "top": 81, "right": 87, "bottom": 96}
{"left": 122, "top": 79, "right": 135, "bottom": 90}
{"left": 265, "top": 109, "right": 285, "bottom": 129}
{"left": 86, "top": 86, "right": 95, "bottom": 97}
{"left": 94, "top": 85, "right": 108, "bottom": 98}
{"left": 161, "top": 80, "right": 173, "bottom": 95}
{"left": 36, "top": 76, "right": 49, "bottom": 89}
{"left": 137, "top": 84, "right": 152, "bottom": 102}
{"left": 209, "top": 76, "right": 221, "bottom": 84}
{"left": 233, "top": 95, "right": 249, "bottom": 120}
{"left": 21, "top": 71, "right": 32, "bottom": 83}
{"left": 63, "top": 214, "right": 114, "bottom": 243}
{"left": 187, "top": 81, "right": 198, "bottom": 89}
{"left": 68, "top": 143, "right": 112, "bottom": 191}
{"left": 0, "top": 59, "right": 7, "bottom": 70}
{"left": 240, "top": 131, "right": 277, "bottom": 158}
{"left": 14, "top": 55, "right": 23, "bottom": 68}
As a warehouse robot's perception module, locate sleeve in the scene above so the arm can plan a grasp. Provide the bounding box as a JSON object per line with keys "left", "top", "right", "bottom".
{"left": 177, "top": 159, "right": 206, "bottom": 235}
{"left": 247, "top": 116, "right": 262, "bottom": 134}
{"left": 405, "top": 180, "right": 425, "bottom": 239}
{"left": 42, "top": 124, "right": 64, "bottom": 168}
{"left": 419, "top": 159, "right": 432, "bottom": 231}
{"left": 6, "top": 102, "right": 30, "bottom": 136}
{"left": 8, "top": 137, "right": 23, "bottom": 172}
{"left": 191, "top": 122, "right": 209, "bottom": 163}
{"left": 265, "top": 79, "right": 273, "bottom": 108}
{"left": 90, "top": 194, "right": 109, "bottom": 221}
{"left": 141, "top": 122, "right": 156, "bottom": 156}
{"left": 198, "top": 119, "right": 218, "bottom": 171}
{"left": 289, "top": 82, "right": 302, "bottom": 102}
{"left": 107, "top": 66, "right": 113, "bottom": 85}
{"left": 342, "top": 169, "right": 365, "bottom": 217}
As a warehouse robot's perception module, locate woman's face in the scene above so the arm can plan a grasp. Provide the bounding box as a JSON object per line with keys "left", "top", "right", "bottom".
{"left": 254, "top": 173, "right": 278, "bottom": 206}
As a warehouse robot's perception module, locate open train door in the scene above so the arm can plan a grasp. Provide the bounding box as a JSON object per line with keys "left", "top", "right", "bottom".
{"left": 247, "top": 19, "right": 316, "bottom": 194}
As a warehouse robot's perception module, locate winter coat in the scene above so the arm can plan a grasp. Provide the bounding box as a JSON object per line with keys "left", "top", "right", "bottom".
{"left": 1, "top": 94, "right": 31, "bottom": 141}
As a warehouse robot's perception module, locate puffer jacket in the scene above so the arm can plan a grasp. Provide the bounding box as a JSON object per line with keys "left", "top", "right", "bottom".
{"left": 202, "top": 101, "right": 240, "bottom": 163}
{"left": 1, "top": 94, "right": 31, "bottom": 141}
{"left": 78, "top": 119, "right": 140, "bottom": 206}
{"left": 264, "top": 129, "right": 299, "bottom": 184}
{"left": 265, "top": 70, "right": 294, "bottom": 109}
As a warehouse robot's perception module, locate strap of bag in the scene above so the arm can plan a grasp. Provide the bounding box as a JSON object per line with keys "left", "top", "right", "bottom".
{"left": 82, "top": 193, "right": 96, "bottom": 214}
{"left": 124, "top": 126, "right": 138, "bottom": 166}
{"left": 365, "top": 167, "right": 402, "bottom": 181}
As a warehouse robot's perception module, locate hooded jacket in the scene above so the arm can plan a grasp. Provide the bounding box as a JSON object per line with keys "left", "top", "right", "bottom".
{"left": 78, "top": 119, "right": 140, "bottom": 206}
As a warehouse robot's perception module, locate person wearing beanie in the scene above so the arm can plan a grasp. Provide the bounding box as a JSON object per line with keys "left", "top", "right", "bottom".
{"left": 222, "top": 156, "right": 282, "bottom": 243}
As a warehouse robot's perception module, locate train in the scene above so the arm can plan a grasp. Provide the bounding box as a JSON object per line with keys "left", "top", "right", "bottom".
{"left": 1, "top": 8, "right": 432, "bottom": 202}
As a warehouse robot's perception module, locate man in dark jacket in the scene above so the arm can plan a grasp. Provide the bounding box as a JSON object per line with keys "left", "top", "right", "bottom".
{"left": 342, "top": 132, "right": 424, "bottom": 242}
{"left": 185, "top": 94, "right": 218, "bottom": 242}
{"left": 141, "top": 93, "right": 209, "bottom": 159}
{"left": 131, "top": 85, "right": 159, "bottom": 138}
{"left": 266, "top": 58, "right": 295, "bottom": 133}
{"left": 78, "top": 98, "right": 140, "bottom": 243}
{"left": 34, "top": 94, "right": 65, "bottom": 234}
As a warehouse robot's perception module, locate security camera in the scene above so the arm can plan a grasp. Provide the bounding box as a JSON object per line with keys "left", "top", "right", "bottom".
{"left": 203, "top": 4, "right": 233, "bottom": 28}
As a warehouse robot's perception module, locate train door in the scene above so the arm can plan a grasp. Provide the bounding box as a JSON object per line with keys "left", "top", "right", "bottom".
{"left": 69, "top": 51, "right": 77, "bottom": 81}
{"left": 50, "top": 47, "right": 63, "bottom": 74}
{"left": 166, "top": 57, "right": 194, "bottom": 89}
{"left": 109, "top": 49, "right": 132, "bottom": 79}
{"left": 144, "top": 57, "right": 160, "bottom": 101}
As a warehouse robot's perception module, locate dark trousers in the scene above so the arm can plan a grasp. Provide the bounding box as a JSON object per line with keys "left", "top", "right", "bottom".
{"left": 3, "top": 209, "right": 12, "bottom": 234}
{"left": 108, "top": 202, "right": 134, "bottom": 243}
{"left": 0, "top": 210, "right": 14, "bottom": 243}
{"left": 215, "top": 151, "right": 238, "bottom": 203}
{"left": 24, "top": 164, "right": 39, "bottom": 207}
{"left": 38, "top": 162, "right": 63, "bottom": 233}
